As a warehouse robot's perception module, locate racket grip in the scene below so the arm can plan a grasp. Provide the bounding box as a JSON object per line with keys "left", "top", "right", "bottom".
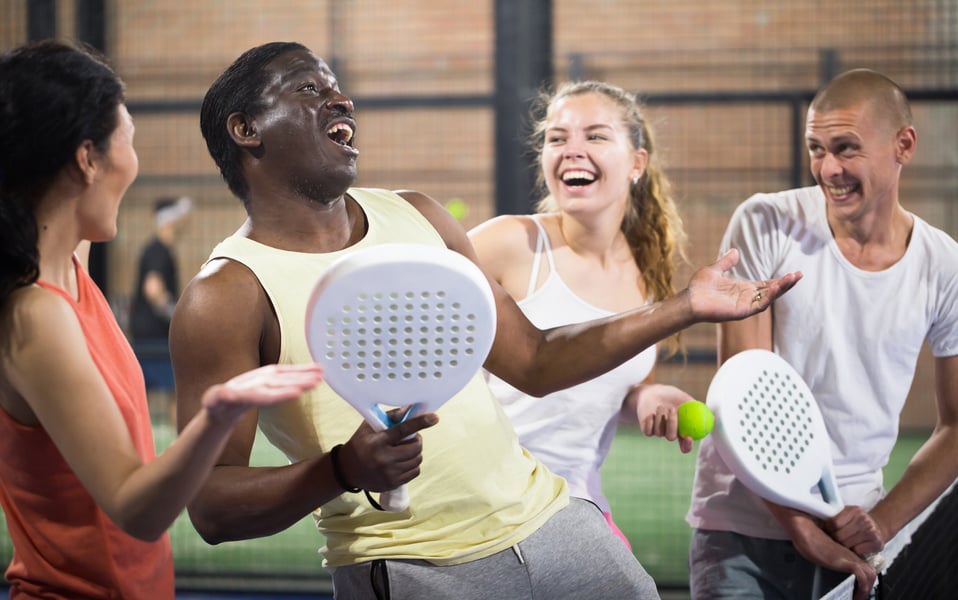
{"left": 864, "top": 552, "right": 885, "bottom": 570}
{"left": 378, "top": 484, "right": 410, "bottom": 512}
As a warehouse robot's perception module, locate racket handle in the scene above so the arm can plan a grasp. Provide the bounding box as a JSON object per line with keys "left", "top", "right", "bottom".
{"left": 361, "top": 409, "right": 414, "bottom": 511}
{"left": 378, "top": 484, "right": 410, "bottom": 512}
{"left": 865, "top": 552, "right": 885, "bottom": 570}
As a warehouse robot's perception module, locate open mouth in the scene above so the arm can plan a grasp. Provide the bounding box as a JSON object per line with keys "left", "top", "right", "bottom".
{"left": 561, "top": 169, "right": 596, "bottom": 187}
{"left": 326, "top": 122, "right": 355, "bottom": 147}
{"left": 827, "top": 183, "right": 859, "bottom": 198}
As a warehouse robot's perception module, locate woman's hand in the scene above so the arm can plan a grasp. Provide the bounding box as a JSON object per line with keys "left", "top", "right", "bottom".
{"left": 627, "top": 383, "right": 696, "bottom": 453}
{"left": 202, "top": 363, "right": 325, "bottom": 425}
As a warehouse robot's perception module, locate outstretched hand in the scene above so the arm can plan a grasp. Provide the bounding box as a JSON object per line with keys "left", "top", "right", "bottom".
{"left": 201, "top": 363, "right": 325, "bottom": 425}
{"left": 685, "top": 248, "right": 802, "bottom": 322}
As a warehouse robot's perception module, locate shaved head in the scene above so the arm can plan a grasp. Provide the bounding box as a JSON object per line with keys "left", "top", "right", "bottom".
{"left": 809, "top": 69, "right": 912, "bottom": 133}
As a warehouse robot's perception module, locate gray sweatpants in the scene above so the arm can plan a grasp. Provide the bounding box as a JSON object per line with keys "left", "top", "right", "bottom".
{"left": 331, "top": 498, "right": 659, "bottom": 600}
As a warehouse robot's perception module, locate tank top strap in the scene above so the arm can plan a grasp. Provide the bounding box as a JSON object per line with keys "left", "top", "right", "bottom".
{"left": 526, "top": 215, "right": 557, "bottom": 298}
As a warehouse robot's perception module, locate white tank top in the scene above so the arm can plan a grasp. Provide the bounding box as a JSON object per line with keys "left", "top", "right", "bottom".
{"left": 484, "top": 216, "right": 657, "bottom": 512}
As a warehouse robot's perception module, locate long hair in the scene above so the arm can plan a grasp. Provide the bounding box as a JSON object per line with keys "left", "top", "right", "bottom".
{"left": 529, "top": 80, "right": 688, "bottom": 355}
{"left": 0, "top": 40, "right": 124, "bottom": 303}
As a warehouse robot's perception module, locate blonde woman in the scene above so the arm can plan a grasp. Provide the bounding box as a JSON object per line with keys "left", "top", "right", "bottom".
{"left": 470, "top": 80, "right": 694, "bottom": 547}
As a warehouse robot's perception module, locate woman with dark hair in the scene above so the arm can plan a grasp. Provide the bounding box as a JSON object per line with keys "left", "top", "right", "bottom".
{"left": 0, "top": 40, "right": 323, "bottom": 599}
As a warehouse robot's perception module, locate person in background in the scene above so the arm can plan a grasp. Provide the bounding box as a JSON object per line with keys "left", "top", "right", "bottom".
{"left": 0, "top": 39, "right": 324, "bottom": 599}
{"left": 171, "top": 41, "right": 799, "bottom": 599}
{"left": 470, "top": 80, "right": 698, "bottom": 549}
{"left": 686, "top": 69, "right": 958, "bottom": 600}
{"left": 131, "top": 195, "right": 192, "bottom": 426}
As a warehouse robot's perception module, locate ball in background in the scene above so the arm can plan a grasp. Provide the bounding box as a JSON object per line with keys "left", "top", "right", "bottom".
{"left": 445, "top": 198, "right": 468, "bottom": 221}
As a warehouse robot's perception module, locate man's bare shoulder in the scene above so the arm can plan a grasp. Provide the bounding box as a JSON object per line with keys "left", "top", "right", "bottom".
{"left": 176, "top": 258, "right": 266, "bottom": 324}
{"left": 392, "top": 188, "right": 435, "bottom": 209}
{"left": 190, "top": 257, "right": 260, "bottom": 291}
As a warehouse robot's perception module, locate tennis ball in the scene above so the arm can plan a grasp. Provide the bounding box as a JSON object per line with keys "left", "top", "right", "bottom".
{"left": 677, "top": 400, "right": 714, "bottom": 440}
{"left": 445, "top": 198, "right": 468, "bottom": 221}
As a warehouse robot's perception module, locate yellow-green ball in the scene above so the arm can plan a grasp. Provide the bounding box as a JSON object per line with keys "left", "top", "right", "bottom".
{"left": 445, "top": 198, "right": 468, "bottom": 221}
{"left": 678, "top": 401, "right": 714, "bottom": 440}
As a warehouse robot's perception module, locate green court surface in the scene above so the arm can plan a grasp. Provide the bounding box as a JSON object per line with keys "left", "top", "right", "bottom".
{"left": 603, "top": 427, "right": 925, "bottom": 585}
{"left": 0, "top": 425, "right": 928, "bottom": 593}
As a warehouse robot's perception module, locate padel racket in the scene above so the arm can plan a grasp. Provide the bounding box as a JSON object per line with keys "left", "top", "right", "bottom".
{"left": 707, "top": 349, "right": 884, "bottom": 570}
{"left": 707, "top": 349, "right": 844, "bottom": 519}
{"left": 305, "top": 243, "right": 497, "bottom": 511}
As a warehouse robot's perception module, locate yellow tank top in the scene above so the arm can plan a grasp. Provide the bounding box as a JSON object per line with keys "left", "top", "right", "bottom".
{"left": 207, "top": 188, "right": 567, "bottom": 567}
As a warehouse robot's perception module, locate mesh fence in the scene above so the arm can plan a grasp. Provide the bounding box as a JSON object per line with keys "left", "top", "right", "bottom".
{"left": 1, "top": 0, "right": 956, "bottom": 592}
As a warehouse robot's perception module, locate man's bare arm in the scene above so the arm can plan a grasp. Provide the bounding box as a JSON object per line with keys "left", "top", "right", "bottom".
{"left": 171, "top": 258, "right": 437, "bottom": 543}
{"left": 868, "top": 354, "right": 958, "bottom": 541}
{"left": 401, "top": 189, "right": 800, "bottom": 397}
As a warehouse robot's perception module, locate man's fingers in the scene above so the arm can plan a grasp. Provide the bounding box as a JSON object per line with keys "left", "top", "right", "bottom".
{"left": 391, "top": 413, "right": 439, "bottom": 439}
{"left": 769, "top": 271, "right": 803, "bottom": 299}
{"left": 713, "top": 248, "right": 740, "bottom": 272}
{"left": 379, "top": 412, "right": 440, "bottom": 445}
{"left": 852, "top": 560, "right": 878, "bottom": 600}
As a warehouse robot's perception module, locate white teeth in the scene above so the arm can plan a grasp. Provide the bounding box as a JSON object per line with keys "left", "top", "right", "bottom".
{"left": 562, "top": 170, "right": 595, "bottom": 182}
{"left": 326, "top": 122, "right": 354, "bottom": 145}
{"left": 830, "top": 185, "right": 855, "bottom": 196}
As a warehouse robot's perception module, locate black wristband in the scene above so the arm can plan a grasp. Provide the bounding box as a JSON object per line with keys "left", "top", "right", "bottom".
{"left": 364, "top": 489, "right": 385, "bottom": 511}
{"left": 330, "top": 444, "right": 361, "bottom": 493}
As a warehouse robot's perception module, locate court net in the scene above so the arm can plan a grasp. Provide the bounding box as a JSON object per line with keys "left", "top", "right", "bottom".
{"left": 821, "top": 480, "right": 957, "bottom": 599}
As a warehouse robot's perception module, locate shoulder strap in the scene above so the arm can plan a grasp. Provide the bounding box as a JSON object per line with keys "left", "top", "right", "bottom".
{"left": 526, "top": 216, "right": 556, "bottom": 298}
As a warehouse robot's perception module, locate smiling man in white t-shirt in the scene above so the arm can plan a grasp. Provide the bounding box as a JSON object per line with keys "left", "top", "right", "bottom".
{"left": 687, "top": 69, "right": 958, "bottom": 600}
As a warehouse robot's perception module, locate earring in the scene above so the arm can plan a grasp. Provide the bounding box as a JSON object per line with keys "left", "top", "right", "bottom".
{"left": 631, "top": 173, "right": 640, "bottom": 185}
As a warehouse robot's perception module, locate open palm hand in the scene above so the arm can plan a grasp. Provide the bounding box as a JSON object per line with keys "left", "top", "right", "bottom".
{"left": 685, "top": 249, "right": 802, "bottom": 322}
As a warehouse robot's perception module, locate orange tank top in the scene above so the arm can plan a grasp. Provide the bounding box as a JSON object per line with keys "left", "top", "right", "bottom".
{"left": 0, "top": 258, "right": 174, "bottom": 599}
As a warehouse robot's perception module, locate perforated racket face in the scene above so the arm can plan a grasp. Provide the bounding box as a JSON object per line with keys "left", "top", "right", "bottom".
{"left": 724, "top": 365, "right": 818, "bottom": 476}
{"left": 306, "top": 244, "right": 496, "bottom": 428}
{"left": 707, "top": 349, "right": 841, "bottom": 518}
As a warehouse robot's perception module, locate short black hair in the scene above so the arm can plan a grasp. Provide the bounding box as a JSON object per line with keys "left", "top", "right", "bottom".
{"left": 200, "top": 41, "right": 309, "bottom": 204}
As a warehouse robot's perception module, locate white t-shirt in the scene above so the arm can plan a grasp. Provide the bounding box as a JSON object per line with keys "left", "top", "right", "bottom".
{"left": 484, "top": 217, "right": 657, "bottom": 513}
{"left": 687, "top": 186, "right": 958, "bottom": 539}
